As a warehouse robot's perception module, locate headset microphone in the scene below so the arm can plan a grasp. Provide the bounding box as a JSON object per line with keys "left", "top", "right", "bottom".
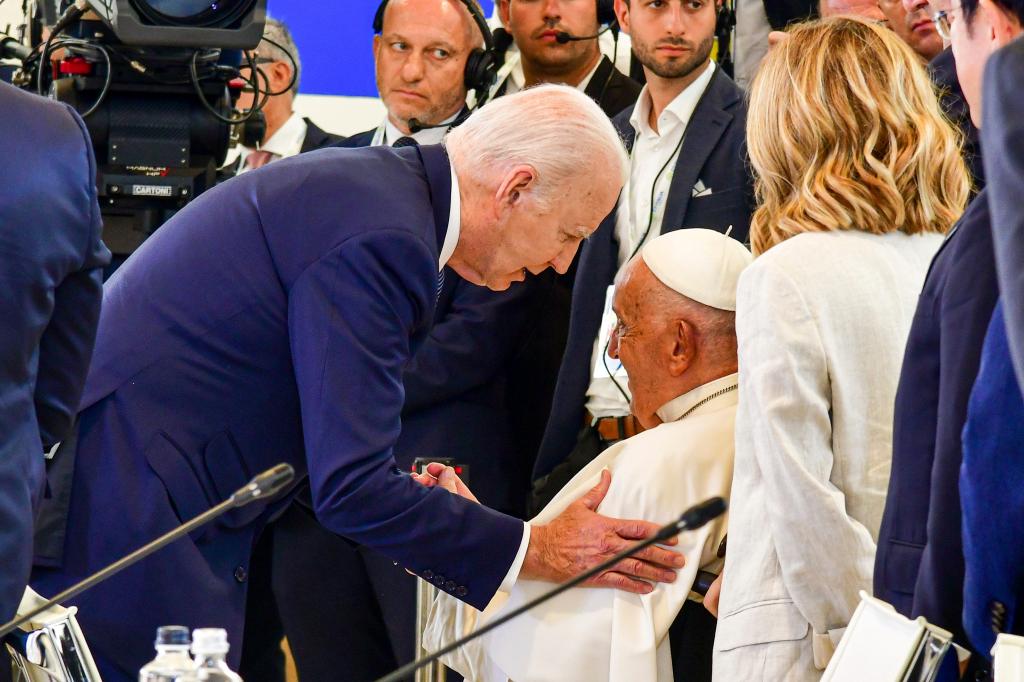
{"left": 555, "top": 24, "right": 613, "bottom": 43}
{"left": 407, "top": 118, "right": 446, "bottom": 133}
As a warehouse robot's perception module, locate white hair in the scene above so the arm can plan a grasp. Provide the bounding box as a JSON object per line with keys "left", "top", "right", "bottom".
{"left": 445, "top": 84, "right": 629, "bottom": 210}
{"left": 260, "top": 17, "right": 302, "bottom": 94}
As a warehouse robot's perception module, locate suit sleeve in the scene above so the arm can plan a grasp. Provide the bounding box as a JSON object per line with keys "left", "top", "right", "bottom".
{"left": 288, "top": 229, "right": 524, "bottom": 610}
{"left": 737, "top": 261, "right": 877, "bottom": 638}
{"left": 982, "top": 43, "right": 1024, "bottom": 391}
{"left": 33, "top": 104, "right": 110, "bottom": 450}
{"left": 402, "top": 274, "right": 530, "bottom": 412}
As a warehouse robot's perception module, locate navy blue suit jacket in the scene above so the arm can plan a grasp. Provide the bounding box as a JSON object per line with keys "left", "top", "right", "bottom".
{"left": 533, "top": 68, "right": 754, "bottom": 480}
{"left": 31, "top": 144, "right": 524, "bottom": 679}
{"left": 0, "top": 82, "right": 109, "bottom": 621}
{"left": 961, "top": 301, "right": 1024, "bottom": 657}
{"left": 333, "top": 131, "right": 532, "bottom": 513}
{"left": 983, "top": 37, "right": 1024, "bottom": 390}
{"left": 873, "top": 190, "right": 998, "bottom": 661}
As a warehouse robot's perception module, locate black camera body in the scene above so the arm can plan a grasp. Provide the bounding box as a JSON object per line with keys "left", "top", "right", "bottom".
{"left": 85, "top": 0, "right": 266, "bottom": 48}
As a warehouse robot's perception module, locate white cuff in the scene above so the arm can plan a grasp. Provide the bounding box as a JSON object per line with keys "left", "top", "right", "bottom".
{"left": 498, "top": 522, "right": 531, "bottom": 593}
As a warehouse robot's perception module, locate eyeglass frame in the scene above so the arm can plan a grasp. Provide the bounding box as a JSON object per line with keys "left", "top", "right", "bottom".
{"left": 927, "top": 2, "right": 961, "bottom": 40}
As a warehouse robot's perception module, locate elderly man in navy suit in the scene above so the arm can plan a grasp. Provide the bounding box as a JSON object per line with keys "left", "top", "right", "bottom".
{"left": 0, "top": 82, "right": 109, "bottom": 624}
{"left": 873, "top": 1, "right": 1022, "bottom": 678}
{"left": 31, "top": 85, "right": 687, "bottom": 681}
{"left": 244, "top": 1, "right": 537, "bottom": 679}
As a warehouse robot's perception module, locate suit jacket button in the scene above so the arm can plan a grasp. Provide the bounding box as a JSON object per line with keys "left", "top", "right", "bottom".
{"left": 455, "top": 586, "right": 468, "bottom": 597}
{"left": 422, "top": 570, "right": 434, "bottom": 580}
{"left": 444, "top": 580, "right": 457, "bottom": 591}
{"left": 234, "top": 566, "right": 248, "bottom": 583}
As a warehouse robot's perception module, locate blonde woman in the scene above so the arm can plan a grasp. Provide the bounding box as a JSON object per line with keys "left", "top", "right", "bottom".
{"left": 712, "top": 17, "right": 970, "bottom": 681}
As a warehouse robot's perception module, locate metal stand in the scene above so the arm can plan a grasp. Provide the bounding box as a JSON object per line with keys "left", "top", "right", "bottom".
{"left": 414, "top": 581, "right": 446, "bottom": 682}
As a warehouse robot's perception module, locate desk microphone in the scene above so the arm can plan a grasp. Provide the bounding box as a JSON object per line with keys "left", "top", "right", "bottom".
{"left": 374, "top": 496, "right": 727, "bottom": 682}
{"left": 0, "top": 463, "right": 296, "bottom": 640}
{"left": 555, "top": 24, "right": 614, "bottom": 43}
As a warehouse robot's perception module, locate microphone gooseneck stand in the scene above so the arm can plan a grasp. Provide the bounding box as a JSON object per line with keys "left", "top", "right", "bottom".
{"left": 374, "top": 496, "right": 727, "bottom": 682}
{"left": 0, "top": 462, "right": 296, "bottom": 640}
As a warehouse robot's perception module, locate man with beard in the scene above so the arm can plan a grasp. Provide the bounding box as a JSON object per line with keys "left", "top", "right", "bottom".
{"left": 531, "top": 0, "right": 753, "bottom": 679}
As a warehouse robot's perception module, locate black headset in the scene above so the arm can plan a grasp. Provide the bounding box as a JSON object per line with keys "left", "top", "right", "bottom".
{"left": 373, "top": 0, "right": 497, "bottom": 100}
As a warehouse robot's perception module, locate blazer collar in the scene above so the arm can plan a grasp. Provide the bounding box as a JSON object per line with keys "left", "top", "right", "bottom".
{"left": 415, "top": 144, "right": 454, "bottom": 256}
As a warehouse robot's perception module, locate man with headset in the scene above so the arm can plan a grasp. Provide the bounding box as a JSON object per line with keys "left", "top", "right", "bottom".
{"left": 238, "top": 2, "right": 538, "bottom": 680}
{"left": 533, "top": 0, "right": 754, "bottom": 678}
{"left": 490, "top": 0, "right": 644, "bottom": 485}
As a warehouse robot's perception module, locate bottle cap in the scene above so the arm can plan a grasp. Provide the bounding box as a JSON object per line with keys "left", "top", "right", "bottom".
{"left": 155, "top": 626, "right": 190, "bottom": 648}
{"left": 191, "top": 628, "right": 230, "bottom": 655}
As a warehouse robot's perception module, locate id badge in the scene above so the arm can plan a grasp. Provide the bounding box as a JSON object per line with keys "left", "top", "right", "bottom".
{"left": 592, "top": 285, "right": 629, "bottom": 380}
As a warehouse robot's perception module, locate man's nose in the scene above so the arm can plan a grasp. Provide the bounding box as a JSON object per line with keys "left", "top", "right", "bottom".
{"left": 549, "top": 242, "right": 579, "bottom": 275}
{"left": 663, "top": 4, "right": 688, "bottom": 34}
{"left": 400, "top": 52, "right": 425, "bottom": 82}
{"left": 902, "top": 0, "right": 929, "bottom": 13}
{"left": 541, "top": 0, "right": 562, "bottom": 21}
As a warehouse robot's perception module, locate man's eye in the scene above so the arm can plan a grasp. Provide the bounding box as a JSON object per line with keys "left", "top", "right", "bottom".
{"left": 431, "top": 48, "right": 451, "bottom": 59}
{"left": 390, "top": 42, "right": 408, "bottom": 51}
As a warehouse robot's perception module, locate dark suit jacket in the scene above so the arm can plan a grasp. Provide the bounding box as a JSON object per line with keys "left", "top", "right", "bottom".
{"left": 0, "top": 82, "right": 109, "bottom": 621}
{"left": 982, "top": 36, "right": 1024, "bottom": 390}
{"left": 929, "top": 48, "right": 984, "bottom": 189}
{"left": 502, "top": 56, "right": 643, "bottom": 478}
{"left": 873, "top": 190, "right": 998, "bottom": 670}
{"left": 331, "top": 131, "right": 532, "bottom": 513}
{"left": 31, "top": 145, "right": 524, "bottom": 680}
{"left": 961, "top": 301, "right": 1024, "bottom": 658}
{"left": 299, "top": 117, "right": 343, "bottom": 153}
{"left": 762, "top": 0, "right": 817, "bottom": 29}
{"left": 533, "top": 67, "right": 754, "bottom": 481}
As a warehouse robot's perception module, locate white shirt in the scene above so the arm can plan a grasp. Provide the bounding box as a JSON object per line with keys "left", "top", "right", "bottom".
{"left": 235, "top": 111, "right": 307, "bottom": 173}
{"left": 713, "top": 230, "right": 943, "bottom": 680}
{"left": 424, "top": 374, "right": 737, "bottom": 682}
{"left": 584, "top": 62, "right": 717, "bottom": 418}
{"left": 371, "top": 110, "right": 461, "bottom": 148}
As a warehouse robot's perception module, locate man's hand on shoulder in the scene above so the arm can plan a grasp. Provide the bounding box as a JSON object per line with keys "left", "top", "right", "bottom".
{"left": 520, "top": 469, "right": 685, "bottom": 594}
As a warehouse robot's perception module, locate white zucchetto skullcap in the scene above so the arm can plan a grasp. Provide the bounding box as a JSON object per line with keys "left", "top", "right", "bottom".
{"left": 640, "top": 229, "right": 753, "bottom": 311}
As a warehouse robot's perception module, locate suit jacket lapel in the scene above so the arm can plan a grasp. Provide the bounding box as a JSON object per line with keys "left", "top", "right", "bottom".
{"left": 660, "top": 69, "right": 738, "bottom": 234}
{"left": 417, "top": 145, "right": 453, "bottom": 256}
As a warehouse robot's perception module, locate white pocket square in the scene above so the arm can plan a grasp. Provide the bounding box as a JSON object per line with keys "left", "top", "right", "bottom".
{"left": 692, "top": 180, "right": 713, "bottom": 198}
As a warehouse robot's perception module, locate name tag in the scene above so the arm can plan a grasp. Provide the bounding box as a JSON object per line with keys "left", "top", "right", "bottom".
{"left": 592, "top": 285, "right": 629, "bottom": 381}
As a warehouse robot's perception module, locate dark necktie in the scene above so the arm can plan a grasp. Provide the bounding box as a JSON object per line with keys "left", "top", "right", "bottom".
{"left": 392, "top": 136, "right": 419, "bottom": 148}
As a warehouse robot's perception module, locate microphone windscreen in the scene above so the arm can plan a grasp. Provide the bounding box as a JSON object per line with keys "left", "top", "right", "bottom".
{"left": 555, "top": 31, "right": 572, "bottom": 44}
{"left": 678, "top": 496, "right": 727, "bottom": 531}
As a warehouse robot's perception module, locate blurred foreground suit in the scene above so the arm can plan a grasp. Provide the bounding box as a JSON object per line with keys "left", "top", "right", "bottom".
{"left": 873, "top": 190, "right": 997, "bottom": 677}
{"left": 983, "top": 37, "right": 1024, "bottom": 388}
{"left": 961, "top": 302, "right": 1024, "bottom": 658}
{"left": 254, "top": 132, "right": 533, "bottom": 682}
{"left": 31, "top": 144, "right": 525, "bottom": 681}
{"left": 0, "top": 82, "right": 109, "bottom": 622}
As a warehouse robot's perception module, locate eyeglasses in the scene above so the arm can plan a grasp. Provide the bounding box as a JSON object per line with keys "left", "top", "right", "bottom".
{"left": 928, "top": 3, "right": 960, "bottom": 40}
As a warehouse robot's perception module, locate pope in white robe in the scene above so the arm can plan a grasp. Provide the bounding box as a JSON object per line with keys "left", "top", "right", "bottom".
{"left": 417, "top": 229, "right": 753, "bottom": 682}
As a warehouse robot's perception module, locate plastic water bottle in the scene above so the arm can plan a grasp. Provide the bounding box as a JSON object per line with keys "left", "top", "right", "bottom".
{"left": 139, "top": 626, "right": 194, "bottom": 682}
{"left": 190, "top": 628, "right": 243, "bottom": 682}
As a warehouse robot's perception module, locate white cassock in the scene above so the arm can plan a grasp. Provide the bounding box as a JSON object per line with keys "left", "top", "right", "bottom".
{"left": 423, "top": 373, "right": 737, "bottom": 682}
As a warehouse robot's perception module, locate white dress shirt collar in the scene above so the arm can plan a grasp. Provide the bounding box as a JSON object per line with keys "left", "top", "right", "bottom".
{"left": 439, "top": 160, "right": 461, "bottom": 270}
{"left": 629, "top": 60, "right": 716, "bottom": 140}
{"left": 258, "top": 111, "right": 307, "bottom": 159}
{"left": 376, "top": 110, "right": 461, "bottom": 147}
{"left": 656, "top": 372, "right": 739, "bottom": 424}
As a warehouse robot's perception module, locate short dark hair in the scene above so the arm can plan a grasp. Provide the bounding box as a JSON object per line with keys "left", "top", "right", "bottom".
{"left": 961, "top": 0, "right": 1024, "bottom": 29}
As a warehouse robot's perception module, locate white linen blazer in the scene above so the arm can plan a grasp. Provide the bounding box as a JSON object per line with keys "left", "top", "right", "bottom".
{"left": 423, "top": 375, "right": 738, "bottom": 682}
{"left": 713, "top": 230, "right": 942, "bottom": 678}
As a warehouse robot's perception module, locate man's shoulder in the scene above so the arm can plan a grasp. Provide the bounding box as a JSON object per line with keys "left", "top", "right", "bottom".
{"left": 332, "top": 127, "right": 376, "bottom": 149}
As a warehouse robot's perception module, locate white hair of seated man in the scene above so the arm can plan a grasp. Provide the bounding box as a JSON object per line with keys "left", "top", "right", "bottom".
{"left": 445, "top": 84, "right": 629, "bottom": 211}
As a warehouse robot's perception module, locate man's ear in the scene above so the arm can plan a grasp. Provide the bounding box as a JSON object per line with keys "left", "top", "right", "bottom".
{"left": 272, "top": 61, "right": 294, "bottom": 92}
{"left": 668, "top": 319, "right": 697, "bottom": 377}
{"left": 499, "top": 0, "right": 512, "bottom": 29}
{"left": 981, "top": 0, "right": 1023, "bottom": 42}
{"left": 495, "top": 164, "right": 537, "bottom": 211}
{"left": 614, "top": 0, "right": 632, "bottom": 36}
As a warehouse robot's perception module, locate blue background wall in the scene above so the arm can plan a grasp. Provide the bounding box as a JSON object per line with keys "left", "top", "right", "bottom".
{"left": 268, "top": 0, "right": 496, "bottom": 98}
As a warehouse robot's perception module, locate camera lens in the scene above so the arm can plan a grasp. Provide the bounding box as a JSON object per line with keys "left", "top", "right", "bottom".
{"left": 130, "top": 0, "right": 257, "bottom": 27}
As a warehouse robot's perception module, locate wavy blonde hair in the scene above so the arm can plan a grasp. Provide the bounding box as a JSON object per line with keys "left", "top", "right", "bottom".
{"left": 746, "top": 17, "right": 970, "bottom": 255}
